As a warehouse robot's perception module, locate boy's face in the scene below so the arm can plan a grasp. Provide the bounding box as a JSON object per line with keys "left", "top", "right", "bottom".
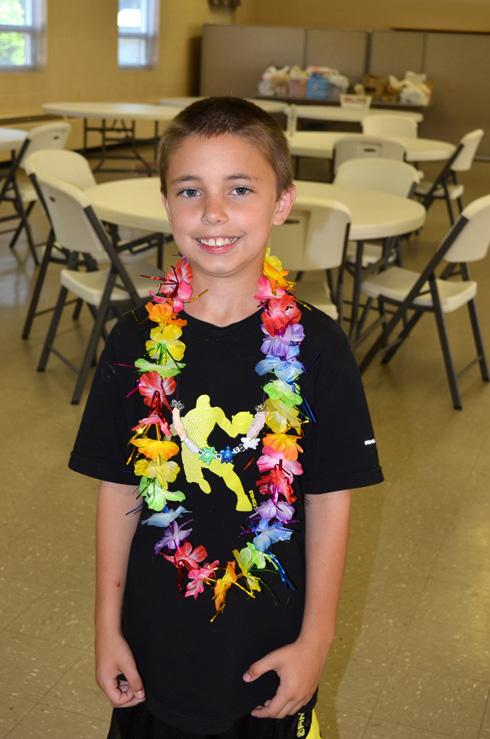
{"left": 161, "top": 133, "right": 295, "bottom": 285}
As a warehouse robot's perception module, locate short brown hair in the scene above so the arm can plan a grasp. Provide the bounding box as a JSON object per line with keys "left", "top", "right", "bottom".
{"left": 157, "top": 97, "right": 293, "bottom": 198}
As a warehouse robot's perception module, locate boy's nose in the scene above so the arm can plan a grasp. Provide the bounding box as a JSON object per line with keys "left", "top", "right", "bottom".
{"left": 201, "top": 195, "right": 228, "bottom": 224}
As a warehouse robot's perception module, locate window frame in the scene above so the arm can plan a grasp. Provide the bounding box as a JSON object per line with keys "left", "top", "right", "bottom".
{"left": 117, "top": 0, "right": 159, "bottom": 71}
{"left": 0, "top": 0, "right": 45, "bottom": 72}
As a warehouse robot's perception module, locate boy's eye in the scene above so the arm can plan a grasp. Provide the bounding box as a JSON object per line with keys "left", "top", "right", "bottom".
{"left": 231, "top": 186, "right": 251, "bottom": 196}
{"left": 179, "top": 188, "right": 200, "bottom": 198}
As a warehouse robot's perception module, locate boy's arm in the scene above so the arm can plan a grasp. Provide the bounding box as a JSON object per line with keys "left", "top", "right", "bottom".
{"left": 95, "top": 480, "right": 146, "bottom": 708}
{"left": 243, "top": 488, "right": 351, "bottom": 719}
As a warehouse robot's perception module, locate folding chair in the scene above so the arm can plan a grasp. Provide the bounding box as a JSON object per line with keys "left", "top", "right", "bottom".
{"left": 362, "top": 115, "right": 418, "bottom": 138}
{"left": 22, "top": 149, "right": 164, "bottom": 339}
{"left": 268, "top": 198, "right": 352, "bottom": 325}
{"left": 415, "top": 129, "right": 484, "bottom": 224}
{"left": 358, "top": 194, "right": 490, "bottom": 409}
{"left": 331, "top": 135, "right": 407, "bottom": 177}
{"left": 334, "top": 158, "right": 421, "bottom": 339}
{"left": 0, "top": 122, "right": 71, "bottom": 264}
{"left": 35, "top": 173, "right": 163, "bottom": 404}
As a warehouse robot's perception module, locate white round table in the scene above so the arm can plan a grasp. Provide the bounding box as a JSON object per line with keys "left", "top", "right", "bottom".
{"left": 286, "top": 104, "right": 423, "bottom": 124}
{"left": 287, "top": 131, "right": 455, "bottom": 163}
{"left": 42, "top": 102, "right": 184, "bottom": 173}
{"left": 85, "top": 176, "right": 425, "bottom": 243}
{"left": 159, "top": 97, "right": 287, "bottom": 115}
{"left": 0, "top": 127, "right": 27, "bottom": 152}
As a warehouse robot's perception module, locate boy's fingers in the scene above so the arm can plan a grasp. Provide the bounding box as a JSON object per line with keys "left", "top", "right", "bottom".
{"left": 243, "top": 652, "right": 276, "bottom": 683}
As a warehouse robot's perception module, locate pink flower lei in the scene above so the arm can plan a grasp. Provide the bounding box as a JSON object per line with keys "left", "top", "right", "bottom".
{"left": 127, "top": 250, "right": 308, "bottom": 619}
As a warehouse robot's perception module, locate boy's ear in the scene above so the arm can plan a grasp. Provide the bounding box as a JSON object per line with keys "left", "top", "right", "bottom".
{"left": 161, "top": 192, "right": 172, "bottom": 228}
{"left": 273, "top": 185, "right": 296, "bottom": 226}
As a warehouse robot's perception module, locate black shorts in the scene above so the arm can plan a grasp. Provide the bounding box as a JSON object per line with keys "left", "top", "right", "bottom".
{"left": 107, "top": 697, "right": 320, "bottom": 739}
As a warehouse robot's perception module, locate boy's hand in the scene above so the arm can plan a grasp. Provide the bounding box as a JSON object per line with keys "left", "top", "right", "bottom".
{"left": 96, "top": 630, "right": 146, "bottom": 708}
{"left": 243, "top": 638, "right": 328, "bottom": 719}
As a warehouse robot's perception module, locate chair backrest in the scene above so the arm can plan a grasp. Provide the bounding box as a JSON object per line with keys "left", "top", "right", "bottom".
{"left": 334, "top": 157, "right": 420, "bottom": 198}
{"left": 362, "top": 115, "right": 418, "bottom": 138}
{"left": 269, "top": 198, "right": 351, "bottom": 272}
{"left": 332, "top": 135, "right": 406, "bottom": 174}
{"left": 451, "top": 129, "right": 484, "bottom": 172}
{"left": 17, "top": 122, "right": 72, "bottom": 168}
{"left": 24, "top": 149, "right": 96, "bottom": 191}
{"left": 442, "top": 193, "right": 490, "bottom": 263}
{"left": 36, "top": 173, "right": 108, "bottom": 256}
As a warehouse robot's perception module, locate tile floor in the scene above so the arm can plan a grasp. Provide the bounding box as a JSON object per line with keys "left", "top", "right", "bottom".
{"left": 1, "top": 149, "right": 490, "bottom": 738}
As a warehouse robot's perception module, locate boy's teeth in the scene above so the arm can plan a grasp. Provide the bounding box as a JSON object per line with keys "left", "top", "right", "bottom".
{"left": 200, "top": 237, "right": 237, "bottom": 247}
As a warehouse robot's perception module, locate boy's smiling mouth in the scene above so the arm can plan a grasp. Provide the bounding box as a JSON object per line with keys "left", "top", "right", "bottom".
{"left": 197, "top": 237, "right": 239, "bottom": 247}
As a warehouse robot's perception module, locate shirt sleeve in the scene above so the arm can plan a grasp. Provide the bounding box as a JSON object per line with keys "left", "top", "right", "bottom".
{"left": 298, "top": 315, "right": 383, "bottom": 495}
{"left": 68, "top": 312, "right": 145, "bottom": 485}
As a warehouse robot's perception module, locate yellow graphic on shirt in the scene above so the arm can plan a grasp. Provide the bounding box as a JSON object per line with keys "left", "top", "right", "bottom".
{"left": 181, "top": 395, "right": 253, "bottom": 511}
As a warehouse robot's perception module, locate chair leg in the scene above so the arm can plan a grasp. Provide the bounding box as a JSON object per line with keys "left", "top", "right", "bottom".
{"left": 70, "top": 303, "right": 110, "bottom": 405}
{"left": 467, "top": 299, "right": 490, "bottom": 382}
{"left": 432, "top": 298, "right": 462, "bottom": 410}
{"left": 22, "top": 231, "right": 56, "bottom": 339}
{"left": 37, "top": 284, "right": 70, "bottom": 371}
{"left": 349, "top": 241, "right": 364, "bottom": 341}
{"left": 381, "top": 309, "right": 424, "bottom": 364}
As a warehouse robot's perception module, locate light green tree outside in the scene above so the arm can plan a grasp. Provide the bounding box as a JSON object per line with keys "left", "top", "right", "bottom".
{"left": 0, "top": 0, "right": 28, "bottom": 67}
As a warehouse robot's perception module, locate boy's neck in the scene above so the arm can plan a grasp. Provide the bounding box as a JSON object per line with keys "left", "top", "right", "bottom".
{"left": 184, "top": 271, "right": 261, "bottom": 327}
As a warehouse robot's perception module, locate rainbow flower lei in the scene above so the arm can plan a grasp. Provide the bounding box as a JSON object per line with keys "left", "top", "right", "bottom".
{"left": 128, "top": 250, "right": 307, "bottom": 618}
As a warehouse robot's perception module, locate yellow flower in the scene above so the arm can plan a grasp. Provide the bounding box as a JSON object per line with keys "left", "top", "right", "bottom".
{"left": 265, "top": 398, "right": 301, "bottom": 433}
{"left": 233, "top": 549, "right": 261, "bottom": 595}
{"left": 146, "top": 324, "right": 186, "bottom": 362}
{"left": 134, "top": 458, "right": 180, "bottom": 488}
{"left": 263, "top": 248, "right": 294, "bottom": 291}
{"left": 262, "top": 432, "right": 303, "bottom": 460}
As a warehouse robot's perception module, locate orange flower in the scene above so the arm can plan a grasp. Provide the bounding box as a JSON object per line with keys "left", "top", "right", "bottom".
{"left": 213, "top": 561, "right": 237, "bottom": 612}
{"left": 262, "top": 432, "right": 303, "bottom": 460}
{"left": 131, "top": 437, "right": 179, "bottom": 460}
{"left": 145, "top": 301, "right": 187, "bottom": 326}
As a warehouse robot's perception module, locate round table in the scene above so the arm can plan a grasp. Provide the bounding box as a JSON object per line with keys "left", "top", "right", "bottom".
{"left": 286, "top": 104, "right": 423, "bottom": 124}
{"left": 42, "top": 102, "right": 184, "bottom": 173}
{"left": 85, "top": 176, "right": 426, "bottom": 243}
{"left": 287, "top": 131, "right": 455, "bottom": 163}
{"left": 159, "top": 97, "right": 287, "bottom": 115}
{"left": 0, "top": 127, "right": 27, "bottom": 152}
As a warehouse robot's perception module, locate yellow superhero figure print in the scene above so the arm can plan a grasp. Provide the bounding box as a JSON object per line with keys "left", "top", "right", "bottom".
{"left": 180, "top": 395, "right": 253, "bottom": 511}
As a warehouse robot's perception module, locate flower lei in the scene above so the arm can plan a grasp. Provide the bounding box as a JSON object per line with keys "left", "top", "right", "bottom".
{"left": 128, "top": 250, "right": 307, "bottom": 618}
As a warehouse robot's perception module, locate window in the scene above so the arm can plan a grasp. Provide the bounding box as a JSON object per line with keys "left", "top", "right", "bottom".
{"left": 0, "top": 0, "right": 44, "bottom": 71}
{"left": 118, "top": 0, "right": 158, "bottom": 69}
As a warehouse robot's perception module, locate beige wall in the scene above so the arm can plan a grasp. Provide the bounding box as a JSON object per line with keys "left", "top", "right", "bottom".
{"left": 0, "top": 0, "right": 239, "bottom": 117}
{"left": 243, "top": 0, "right": 490, "bottom": 33}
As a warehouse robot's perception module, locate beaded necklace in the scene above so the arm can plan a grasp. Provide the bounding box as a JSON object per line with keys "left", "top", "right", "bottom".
{"left": 128, "top": 250, "right": 307, "bottom": 618}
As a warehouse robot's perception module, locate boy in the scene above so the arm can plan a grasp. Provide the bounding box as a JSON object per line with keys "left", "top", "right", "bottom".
{"left": 69, "top": 97, "right": 383, "bottom": 739}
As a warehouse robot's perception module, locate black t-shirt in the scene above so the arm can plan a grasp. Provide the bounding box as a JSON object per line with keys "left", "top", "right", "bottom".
{"left": 69, "top": 304, "right": 383, "bottom": 733}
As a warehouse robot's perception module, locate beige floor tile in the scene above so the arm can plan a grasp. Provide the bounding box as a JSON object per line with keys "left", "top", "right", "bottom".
{"left": 362, "top": 718, "right": 452, "bottom": 739}
{"left": 4, "top": 703, "right": 108, "bottom": 739}
{"left": 316, "top": 706, "right": 370, "bottom": 739}
{"left": 43, "top": 652, "right": 111, "bottom": 722}
{"left": 372, "top": 664, "right": 488, "bottom": 737}
{"left": 321, "top": 655, "right": 392, "bottom": 715}
{"left": 414, "top": 576, "right": 490, "bottom": 633}
{"left": 0, "top": 576, "right": 49, "bottom": 630}
{"left": 0, "top": 692, "right": 36, "bottom": 737}
{"left": 480, "top": 697, "right": 490, "bottom": 739}
{"left": 8, "top": 588, "right": 94, "bottom": 650}
{"left": 396, "top": 617, "right": 490, "bottom": 681}
{"left": 0, "top": 631, "right": 84, "bottom": 702}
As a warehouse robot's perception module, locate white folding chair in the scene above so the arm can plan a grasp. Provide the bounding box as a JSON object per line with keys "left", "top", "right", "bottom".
{"left": 334, "top": 158, "right": 421, "bottom": 340}
{"left": 415, "top": 129, "right": 484, "bottom": 224}
{"left": 358, "top": 194, "right": 490, "bottom": 409}
{"left": 35, "top": 173, "right": 163, "bottom": 404}
{"left": 268, "top": 198, "right": 352, "bottom": 324}
{"left": 362, "top": 115, "right": 418, "bottom": 138}
{"left": 332, "top": 135, "right": 407, "bottom": 176}
{"left": 0, "top": 122, "right": 71, "bottom": 263}
{"left": 22, "top": 149, "right": 164, "bottom": 339}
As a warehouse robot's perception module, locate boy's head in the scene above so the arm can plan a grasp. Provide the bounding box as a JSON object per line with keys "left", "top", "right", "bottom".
{"left": 157, "top": 97, "right": 293, "bottom": 199}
